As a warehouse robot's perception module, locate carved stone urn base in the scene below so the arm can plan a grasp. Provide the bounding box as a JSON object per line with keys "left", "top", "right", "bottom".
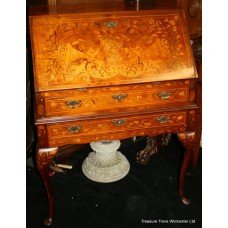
{"left": 82, "top": 140, "right": 130, "bottom": 183}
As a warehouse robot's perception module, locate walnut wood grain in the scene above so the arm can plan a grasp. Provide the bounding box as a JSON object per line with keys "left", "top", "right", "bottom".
{"left": 30, "top": 10, "right": 196, "bottom": 91}
{"left": 35, "top": 104, "right": 198, "bottom": 125}
{"left": 36, "top": 147, "right": 58, "bottom": 226}
{"left": 29, "top": 0, "right": 201, "bottom": 39}
{"left": 49, "top": 126, "right": 187, "bottom": 148}
{"left": 37, "top": 125, "right": 49, "bottom": 147}
{"left": 47, "top": 111, "right": 187, "bottom": 139}
{"left": 29, "top": 3, "right": 200, "bottom": 225}
{"left": 177, "top": 132, "right": 197, "bottom": 205}
{"left": 36, "top": 80, "right": 194, "bottom": 118}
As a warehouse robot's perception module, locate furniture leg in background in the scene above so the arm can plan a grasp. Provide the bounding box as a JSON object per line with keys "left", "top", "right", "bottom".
{"left": 135, "top": 134, "right": 171, "bottom": 165}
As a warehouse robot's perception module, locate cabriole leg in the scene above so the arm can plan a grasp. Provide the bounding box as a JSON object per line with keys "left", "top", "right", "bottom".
{"left": 135, "top": 136, "right": 158, "bottom": 165}
{"left": 177, "top": 132, "right": 196, "bottom": 205}
{"left": 36, "top": 147, "right": 58, "bottom": 226}
{"left": 135, "top": 134, "right": 171, "bottom": 165}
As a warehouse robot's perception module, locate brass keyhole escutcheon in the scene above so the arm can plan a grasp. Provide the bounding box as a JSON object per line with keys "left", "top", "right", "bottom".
{"left": 65, "top": 100, "right": 81, "bottom": 108}
{"left": 112, "top": 94, "right": 128, "bottom": 102}
{"left": 113, "top": 119, "right": 126, "bottom": 126}
{"left": 104, "top": 21, "right": 118, "bottom": 28}
{"left": 68, "top": 125, "right": 82, "bottom": 133}
{"left": 156, "top": 116, "right": 169, "bottom": 124}
{"left": 157, "top": 91, "right": 172, "bottom": 100}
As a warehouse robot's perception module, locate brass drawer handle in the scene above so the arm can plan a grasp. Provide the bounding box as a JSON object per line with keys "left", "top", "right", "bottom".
{"left": 113, "top": 118, "right": 126, "bottom": 126}
{"left": 104, "top": 21, "right": 118, "bottom": 28}
{"left": 157, "top": 91, "right": 172, "bottom": 100}
{"left": 156, "top": 116, "right": 169, "bottom": 124}
{"left": 112, "top": 94, "right": 128, "bottom": 102}
{"left": 65, "top": 100, "right": 81, "bottom": 108}
{"left": 68, "top": 125, "right": 82, "bottom": 133}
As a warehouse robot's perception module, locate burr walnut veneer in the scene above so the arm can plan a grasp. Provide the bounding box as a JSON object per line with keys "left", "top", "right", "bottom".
{"left": 30, "top": 5, "right": 199, "bottom": 226}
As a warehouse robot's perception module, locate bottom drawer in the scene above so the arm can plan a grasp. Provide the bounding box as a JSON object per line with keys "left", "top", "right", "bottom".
{"left": 47, "top": 111, "right": 187, "bottom": 147}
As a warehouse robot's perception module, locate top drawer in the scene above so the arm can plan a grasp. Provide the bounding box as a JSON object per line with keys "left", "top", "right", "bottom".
{"left": 30, "top": 10, "right": 196, "bottom": 91}
{"left": 36, "top": 79, "right": 196, "bottom": 118}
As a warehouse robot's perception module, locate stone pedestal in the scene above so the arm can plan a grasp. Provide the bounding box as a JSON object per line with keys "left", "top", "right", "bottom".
{"left": 82, "top": 140, "right": 130, "bottom": 183}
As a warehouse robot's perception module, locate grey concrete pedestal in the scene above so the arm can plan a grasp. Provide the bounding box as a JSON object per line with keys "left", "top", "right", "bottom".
{"left": 82, "top": 140, "right": 130, "bottom": 183}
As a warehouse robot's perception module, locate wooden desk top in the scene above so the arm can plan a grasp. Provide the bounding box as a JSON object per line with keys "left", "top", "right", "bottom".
{"left": 29, "top": 0, "right": 177, "bottom": 16}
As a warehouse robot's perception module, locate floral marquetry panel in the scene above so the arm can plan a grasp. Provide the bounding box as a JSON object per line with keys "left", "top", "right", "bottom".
{"left": 30, "top": 10, "right": 196, "bottom": 91}
{"left": 29, "top": 5, "right": 200, "bottom": 225}
{"left": 37, "top": 80, "right": 192, "bottom": 118}
{"left": 36, "top": 148, "right": 58, "bottom": 169}
{"left": 48, "top": 126, "right": 187, "bottom": 147}
{"left": 47, "top": 111, "right": 187, "bottom": 140}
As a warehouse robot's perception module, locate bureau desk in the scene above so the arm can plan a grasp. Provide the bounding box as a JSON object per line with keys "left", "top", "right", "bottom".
{"left": 29, "top": 1, "right": 199, "bottom": 225}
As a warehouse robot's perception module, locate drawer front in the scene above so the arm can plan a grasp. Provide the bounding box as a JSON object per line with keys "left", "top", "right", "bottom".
{"left": 38, "top": 80, "right": 194, "bottom": 117}
{"left": 47, "top": 111, "right": 187, "bottom": 144}
{"left": 31, "top": 11, "right": 195, "bottom": 91}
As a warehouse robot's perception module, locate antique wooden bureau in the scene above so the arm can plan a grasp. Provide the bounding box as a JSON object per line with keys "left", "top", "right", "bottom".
{"left": 29, "top": 1, "right": 199, "bottom": 226}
